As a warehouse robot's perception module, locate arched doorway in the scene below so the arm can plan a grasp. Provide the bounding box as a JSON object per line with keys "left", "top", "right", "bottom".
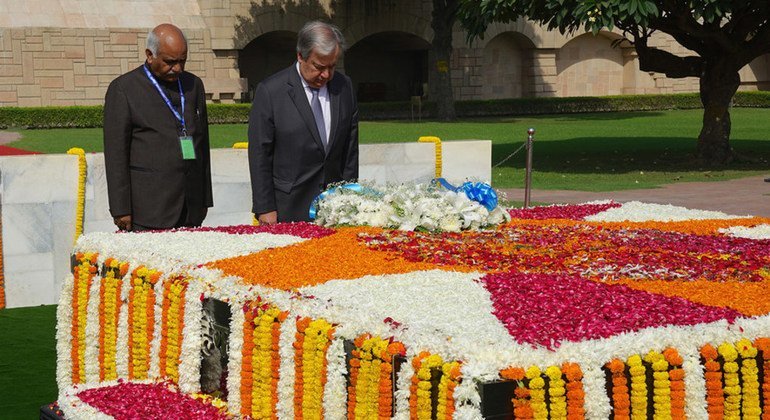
{"left": 239, "top": 31, "right": 297, "bottom": 102}
{"left": 481, "top": 32, "right": 531, "bottom": 99}
{"left": 556, "top": 33, "right": 624, "bottom": 97}
{"left": 344, "top": 31, "right": 430, "bottom": 102}
{"left": 742, "top": 54, "right": 770, "bottom": 90}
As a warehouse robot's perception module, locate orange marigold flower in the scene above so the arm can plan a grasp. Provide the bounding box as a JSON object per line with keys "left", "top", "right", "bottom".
{"left": 701, "top": 344, "right": 718, "bottom": 360}
{"left": 755, "top": 338, "right": 770, "bottom": 354}
{"left": 606, "top": 359, "right": 625, "bottom": 374}
{"left": 501, "top": 367, "right": 525, "bottom": 381}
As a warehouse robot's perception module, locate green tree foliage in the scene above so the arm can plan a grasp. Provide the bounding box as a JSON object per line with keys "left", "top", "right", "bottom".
{"left": 457, "top": 0, "right": 770, "bottom": 165}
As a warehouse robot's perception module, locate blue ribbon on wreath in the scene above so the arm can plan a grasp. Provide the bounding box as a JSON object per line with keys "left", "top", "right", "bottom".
{"left": 434, "top": 178, "right": 498, "bottom": 211}
{"left": 308, "top": 183, "right": 374, "bottom": 220}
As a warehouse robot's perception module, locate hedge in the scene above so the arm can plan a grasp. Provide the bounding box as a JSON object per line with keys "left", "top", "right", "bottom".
{"left": 2, "top": 91, "right": 769, "bottom": 128}
{"left": 0, "top": 106, "right": 103, "bottom": 129}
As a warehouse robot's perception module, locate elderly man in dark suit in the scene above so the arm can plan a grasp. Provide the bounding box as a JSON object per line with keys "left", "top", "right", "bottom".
{"left": 103, "top": 23, "right": 213, "bottom": 231}
{"left": 248, "top": 21, "right": 359, "bottom": 224}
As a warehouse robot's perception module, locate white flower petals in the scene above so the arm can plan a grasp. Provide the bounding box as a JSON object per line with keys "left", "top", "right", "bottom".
{"left": 586, "top": 201, "right": 746, "bottom": 222}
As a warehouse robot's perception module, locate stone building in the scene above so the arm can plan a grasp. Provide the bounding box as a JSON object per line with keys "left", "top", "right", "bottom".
{"left": 0, "top": 0, "right": 767, "bottom": 107}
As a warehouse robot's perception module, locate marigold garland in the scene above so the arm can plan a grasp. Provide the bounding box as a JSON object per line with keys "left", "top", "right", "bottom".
{"left": 98, "top": 258, "right": 127, "bottom": 381}
{"left": 737, "top": 339, "right": 761, "bottom": 419}
{"left": 643, "top": 350, "right": 672, "bottom": 420}
{"left": 718, "top": 342, "right": 741, "bottom": 419}
{"left": 417, "top": 136, "right": 442, "bottom": 178}
{"left": 545, "top": 365, "right": 567, "bottom": 420}
{"left": 754, "top": 338, "right": 770, "bottom": 420}
{"left": 159, "top": 276, "right": 187, "bottom": 384}
{"left": 437, "top": 361, "right": 461, "bottom": 419}
{"left": 606, "top": 359, "right": 630, "bottom": 420}
{"left": 127, "top": 265, "right": 160, "bottom": 380}
{"left": 627, "top": 354, "right": 648, "bottom": 420}
{"left": 524, "top": 366, "right": 548, "bottom": 420}
{"left": 701, "top": 344, "right": 725, "bottom": 419}
{"left": 348, "top": 335, "right": 405, "bottom": 419}
{"left": 562, "top": 362, "right": 585, "bottom": 420}
{"left": 70, "top": 252, "right": 98, "bottom": 384}
{"left": 500, "top": 367, "right": 533, "bottom": 419}
{"left": 241, "top": 306, "right": 256, "bottom": 416}
{"left": 662, "top": 348, "right": 685, "bottom": 420}
{"left": 66, "top": 147, "right": 87, "bottom": 245}
{"left": 294, "top": 317, "right": 334, "bottom": 420}
{"left": 409, "top": 352, "right": 444, "bottom": 420}
{"left": 240, "top": 300, "right": 287, "bottom": 419}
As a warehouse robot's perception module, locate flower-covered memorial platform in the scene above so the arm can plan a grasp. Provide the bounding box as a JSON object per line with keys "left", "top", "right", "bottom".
{"left": 55, "top": 182, "right": 770, "bottom": 419}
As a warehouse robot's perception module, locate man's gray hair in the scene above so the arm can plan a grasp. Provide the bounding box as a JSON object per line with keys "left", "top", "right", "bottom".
{"left": 296, "top": 21, "right": 346, "bottom": 59}
{"left": 146, "top": 26, "right": 188, "bottom": 56}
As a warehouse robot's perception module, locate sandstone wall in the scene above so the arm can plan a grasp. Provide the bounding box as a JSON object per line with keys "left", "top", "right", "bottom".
{"left": 0, "top": 0, "right": 766, "bottom": 107}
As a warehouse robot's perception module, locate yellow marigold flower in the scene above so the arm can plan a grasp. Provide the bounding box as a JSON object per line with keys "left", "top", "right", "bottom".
{"left": 627, "top": 354, "right": 642, "bottom": 366}
{"left": 651, "top": 360, "right": 668, "bottom": 371}
{"left": 723, "top": 362, "right": 739, "bottom": 373}
{"left": 426, "top": 354, "right": 443, "bottom": 366}
{"left": 643, "top": 351, "right": 663, "bottom": 364}
{"left": 736, "top": 338, "right": 758, "bottom": 358}
{"left": 525, "top": 365, "right": 541, "bottom": 379}
{"left": 417, "top": 368, "right": 432, "bottom": 380}
{"left": 545, "top": 365, "right": 562, "bottom": 379}
{"left": 417, "top": 381, "right": 432, "bottom": 391}
{"left": 718, "top": 342, "right": 738, "bottom": 361}
{"left": 529, "top": 377, "right": 545, "bottom": 389}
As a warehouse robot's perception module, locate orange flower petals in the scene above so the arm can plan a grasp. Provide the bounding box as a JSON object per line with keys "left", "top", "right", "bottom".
{"left": 208, "top": 227, "right": 451, "bottom": 290}
{"left": 500, "top": 367, "right": 525, "bottom": 381}
{"left": 615, "top": 278, "right": 770, "bottom": 316}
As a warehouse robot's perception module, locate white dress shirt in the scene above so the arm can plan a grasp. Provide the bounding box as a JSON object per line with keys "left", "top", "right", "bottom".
{"left": 296, "top": 62, "right": 331, "bottom": 143}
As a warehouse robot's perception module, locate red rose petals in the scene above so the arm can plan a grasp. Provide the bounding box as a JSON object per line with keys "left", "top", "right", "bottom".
{"left": 482, "top": 271, "right": 741, "bottom": 349}
{"left": 77, "top": 381, "right": 230, "bottom": 419}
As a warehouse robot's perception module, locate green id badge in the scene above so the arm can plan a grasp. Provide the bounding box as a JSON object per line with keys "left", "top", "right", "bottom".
{"left": 179, "top": 136, "right": 196, "bottom": 160}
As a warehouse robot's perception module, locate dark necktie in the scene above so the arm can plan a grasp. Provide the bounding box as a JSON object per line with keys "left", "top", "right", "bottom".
{"left": 310, "top": 88, "right": 327, "bottom": 149}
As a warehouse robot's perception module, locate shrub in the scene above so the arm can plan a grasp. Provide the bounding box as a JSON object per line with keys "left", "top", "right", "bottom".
{"left": 1, "top": 92, "right": 768, "bottom": 128}
{"left": 0, "top": 106, "right": 102, "bottom": 129}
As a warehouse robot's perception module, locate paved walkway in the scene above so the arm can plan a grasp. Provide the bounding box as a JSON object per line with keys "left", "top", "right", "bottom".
{"left": 501, "top": 175, "right": 770, "bottom": 218}
{"left": 0, "top": 131, "right": 20, "bottom": 145}
{"left": 0, "top": 131, "right": 39, "bottom": 155}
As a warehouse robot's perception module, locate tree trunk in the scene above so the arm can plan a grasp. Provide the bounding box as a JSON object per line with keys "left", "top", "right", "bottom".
{"left": 697, "top": 63, "right": 740, "bottom": 165}
{"left": 431, "top": 0, "right": 457, "bottom": 121}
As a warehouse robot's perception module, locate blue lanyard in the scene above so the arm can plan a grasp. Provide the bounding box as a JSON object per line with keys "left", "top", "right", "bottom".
{"left": 143, "top": 64, "right": 186, "bottom": 136}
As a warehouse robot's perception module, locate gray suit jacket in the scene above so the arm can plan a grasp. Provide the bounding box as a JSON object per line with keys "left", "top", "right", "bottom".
{"left": 103, "top": 65, "right": 213, "bottom": 228}
{"left": 248, "top": 64, "right": 359, "bottom": 222}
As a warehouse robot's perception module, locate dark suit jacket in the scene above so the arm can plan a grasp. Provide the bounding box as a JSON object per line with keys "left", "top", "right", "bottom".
{"left": 103, "top": 64, "right": 213, "bottom": 229}
{"left": 248, "top": 64, "right": 359, "bottom": 222}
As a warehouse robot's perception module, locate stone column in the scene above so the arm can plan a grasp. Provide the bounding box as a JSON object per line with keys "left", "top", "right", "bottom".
{"left": 528, "top": 49, "right": 557, "bottom": 97}
{"left": 620, "top": 46, "right": 662, "bottom": 95}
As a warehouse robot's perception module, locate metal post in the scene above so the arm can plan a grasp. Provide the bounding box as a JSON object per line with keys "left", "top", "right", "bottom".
{"left": 524, "top": 128, "right": 535, "bottom": 208}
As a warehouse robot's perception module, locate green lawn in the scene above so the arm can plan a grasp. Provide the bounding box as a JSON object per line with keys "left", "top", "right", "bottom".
{"left": 0, "top": 305, "right": 57, "bottom": 419}
{"left": 8, "top": 108, "right": 770, "bottom": 191}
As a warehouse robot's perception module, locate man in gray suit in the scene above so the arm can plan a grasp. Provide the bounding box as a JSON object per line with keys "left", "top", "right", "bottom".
{"left": 103, "top": 23, "right": 213, "bottom": 231}
{"left": 248, "top": 21, "right": 359, "bottom": 224}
